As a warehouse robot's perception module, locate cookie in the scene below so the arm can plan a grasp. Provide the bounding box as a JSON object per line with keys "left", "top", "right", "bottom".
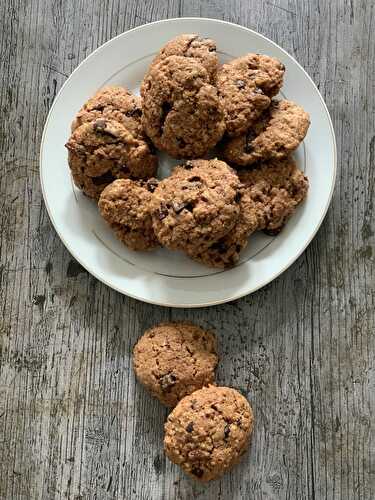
{"left": 71, "top": 86, "right": 145, "bottom": 140}
{"left": 217, "top": 53, "right": 285, "bottom": 137}
{"left": 150, "top": 159, "right": 241, "bottom": 252}
{"left": 238, "top": 157, "right": 309, "bottom": 235}
{"left": 222, "top": 100, "right": 310, "bottom": 166}
{"left": 65, "top": 118, "right": 158, "bottom": 199}
{"left": 133, "top": 322, "right": 218, "bottom": 407}
{"left": 187, "top": 188, "right": 261, "bottom": 268}
{"left": 164, "top": 386, "right": 254, "bottom": 482}
{"left": 151, "top": 34, "right": 218, "bottom": 82}
{"left": 141, "top": 55, "right": 225, "bottom": 158}
{"left": 98, "top": 178, "right": 159, "bottom": 251}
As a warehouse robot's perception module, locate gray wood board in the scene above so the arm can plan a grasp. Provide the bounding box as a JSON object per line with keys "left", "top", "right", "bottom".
{"left": 0, "top": 0, "right": 374, "bottom": 499}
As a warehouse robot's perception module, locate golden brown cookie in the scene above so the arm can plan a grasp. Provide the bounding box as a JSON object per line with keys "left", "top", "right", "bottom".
{"left": 222, "top": 100, "right": 310, "bottom": 166}
{"left": 150, "top": 159, "right": 241, "bottom": 253}
{"left": 164, "top": 386, "right": 254, "bottom": 482}
{"left": 65, "top": 118, "right": 158, "bottom": 199}
{"left": 141, "top": 55, "right": 225, "bottom": 158}
{"left": 151, "top": 34, "right": 218, "bottom": 81}
{"left": 217, "top": 53, "right": 285, "bottom": 137}
{"left": 133, "top": 322, "right": 218, "bottom": 407}
{"left": 98, "top": 178, "right": 159, "bottom": 251}
{"left": 238, "top": 157, "right": 309, "bottom": 235}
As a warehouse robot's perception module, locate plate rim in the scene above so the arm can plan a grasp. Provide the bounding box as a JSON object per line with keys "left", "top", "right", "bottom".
{"left": 39, "top": 17, "right": 337, "bottom": 308}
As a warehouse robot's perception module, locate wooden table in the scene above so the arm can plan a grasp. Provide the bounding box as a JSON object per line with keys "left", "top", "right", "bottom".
{"left": 1, "top": 1, "right": 374, "bottom": 498}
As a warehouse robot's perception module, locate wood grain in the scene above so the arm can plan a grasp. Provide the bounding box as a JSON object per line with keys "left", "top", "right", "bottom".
{"left": 0, "top": 0, "right": 374, "bottom": 498}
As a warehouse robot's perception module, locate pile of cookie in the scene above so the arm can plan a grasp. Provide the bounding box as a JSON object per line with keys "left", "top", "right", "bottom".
{"left": 133, "top": 321, "right": 254, "bottom": 482}
{"left": 65, "top": 34, "right": 310, "bottom": 268}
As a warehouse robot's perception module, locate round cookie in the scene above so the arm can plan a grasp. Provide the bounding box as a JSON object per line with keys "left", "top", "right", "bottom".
{"left": 150, "top": 159, "right": 241, "bottom": 252}
{"left": 65, "top": 118, "right": 158, "bottom": 199}
{"left": 238, "top": 157, "right": 309, "bottom": 235}
{"left": 217, "top": 53, "right": 285, "bottom": 137}
{"left": 187, "top": 188, "right": 261, "bottom": 268}
{"left": 141, "top": 55, "right": 225, "bottom": 158}
{"left": 98, "top": 178, "right": 159, "bottom": 251}
{"left": 151, "top": 34, "right": 218, "bottom": 81}
{"left": 222, "top": 100, "right": 310, "bottom": 166}
{"left": 133, "top": 322, "right": 218, "bottom": 407}
{"left": 71, "top": 86, "right": 145, "bottom": 140}
{"left": 164, "top": 386, "right": 254, "bottom": 482}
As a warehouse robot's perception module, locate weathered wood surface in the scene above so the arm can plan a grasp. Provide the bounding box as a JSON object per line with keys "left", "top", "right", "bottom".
{"left": 0, "top": 1, "right": 374, "bottom": 499}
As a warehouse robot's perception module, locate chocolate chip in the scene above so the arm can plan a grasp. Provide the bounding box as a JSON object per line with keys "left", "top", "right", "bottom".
{"left": 189, "top": 176, "right": 201, "bottom": 183}
{"left": 146, "top": 178, "right": 158, "bottom": 192}
{"left": 280, "top": 63, "right": 285, "bottom": 70}
{"left": 172, "top": 201, "right": 185, "bottom": 213}
{"left": 183, "top": 160, "right": 194, "bottom": 169}
{"left": 245, "top": 130, "right": 257, "bottom": 153}
{"left": 121, "top": 164, "right": 129, "bottom": 173}
{"left": 93, "top": 119, "right": 107, "bottom": 131}
{"left": 263, "top": 227, "right": 283, "bottom": 236}
{"left": 184, "top": 202, "right": 194, "bottom": 212}
{"left": 236, "top": 79, "right": 246, "bottom": 89}
{"left": 160, "top": 373, "right": 177, "bottom": 391}
{"left": 208, "top": 46, "right": 216, "bottom": 52}
{"left": 234, "top": 191, "right": 242, "bottom": 203}
{"left": 186, "top": 422, "right": 194, "bottom": 433}
{"left": 125, "top": 107, "right": 142, "bottom": 117}
{"left": 224, "top": 424, "right": 230, "bottom": 440}
{"left": 253, "top": 87, "right": 264, "bottom": 95}
{"left": 159, "top": 207, "right": 169, "bottom": 220}
{"left": 191, "top": 467, "right": 204, "bottom": 478}
{"left": 211, "top": 404, "right": 218, "bottom": 411}
{"left": 235, "top": 245, "right": 242, "bottom": 253}
{"left": 212, "top": 241, "right": 227, "bottom": 254}
{"left": 91, "top": 171, "right": 115, "bottom": 185}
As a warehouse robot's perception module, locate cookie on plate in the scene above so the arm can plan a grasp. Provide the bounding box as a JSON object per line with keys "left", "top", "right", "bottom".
{"left": 71, "top": 86, "right": 145, "bottom": 141}
{"left": 164, "top": 386, "right": 254, "bottom": 482}
{"left": 238, "top": 157, "right": 309, "bottom": 235}
{"left": 133, "top": 322, "right": 218, "bottom": 407}
{"left": 65, "top": 118, "right": 158, "bottom": 199}
{"left": 151, "top": 34, "right": 218, "bottom": 82}
{"left": 217, "top": 53, "right": 285, "bottom": 137}
{"left": 222, "top": 100, "right": 310, "bottom": 166}
{"left": 141, "top": 55, "right": 225, "bottom": 158}
{"left": 98, "top": 178, "right": 159, "bottom": 251}
{"left": 187, "top": 187, "right": 261, "bottom": 268}
{"left": 150, "top": 159, "right": 241, "bottom": 253}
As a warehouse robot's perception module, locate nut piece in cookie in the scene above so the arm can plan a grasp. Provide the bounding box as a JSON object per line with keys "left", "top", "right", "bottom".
{"left": 150, "top": 34, "right": 218, "bottom": 82}
{"left": 71, "top": 86, "right": 145, "bottom": 140}
{"left": 65, "top": 119, "right": 158, "bottom": 199}
{"left": 187, "top": 188, "right": 261, "bottom": 268}
{"left": 133, "top": 322, "right": 218, "bottom": 407}
{"left": 150, "top": 159, "right": 241, "bottom": 253}
{"left": 222, "top": 100, "right": 310, "bottom": 166}
{"left": 164, "top": 386, "right": 254, "bottom": 481}
{"left": 238, "top": 157, "right": 309, "bottom": 234}
{"left": 141, "top": 55, "right": 225, "bottom": 158}
{"left": 98, "top": 178, "right": 159, "bottom": 251}
{"left": 217, "top": 53, "right": 285, "bottom": 137}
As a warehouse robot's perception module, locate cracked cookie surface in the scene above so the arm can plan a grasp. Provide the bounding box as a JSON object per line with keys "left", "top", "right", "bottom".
{"left": 141, "top": 55, "right": 225, "bottom": 158}
{"left": 238, "top": 157, "right": 309, "bottom": 235}
{"left": 217, "top": 53, "right": 285, "bottom": 137}
{"left": 150, "top": 159, "right": 241, "bottom": 252}
{"left": 222, "top": 100, "right": 310, "bottom": 166}
{"left": 164, "top": 385, "right": 254, "bottom": 482}
{"left": 65, "top": 118, "right": 157, "bottom": 199}
{"left": 151, "top": 34, "right": 218, "bottom": 81}
{"left": 133, "top": 322, "right": 218, "bottom": 407}
{"left": 98, "top": 178, "right": 159, "bottom": 251}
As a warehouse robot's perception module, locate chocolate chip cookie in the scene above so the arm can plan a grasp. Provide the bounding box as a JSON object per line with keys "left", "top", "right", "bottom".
{"left": 151, "top": 34, "right": 218, "bottom": 82}
{"left": 164, "top": 385, "right": 254, "bottom": 482}
{"left": 71, "top": 86, "right": 145, "bottom": 140}
{"left": 65, "top": 118, "right": 158, "bottom": 199}
{"left": 187, "top": 188, "right": 261, "bottom": 268}
{"left": 222, "top": 100, "right": 310, "bottom": 166}
{"left": 98, "top": 178, "right": 159, "bottom": 251}
{"left": 141, "top": 55, "right": 225, "bottom": 158}
{"left": 217, "top": 53, "right": 285, "bottom": 137}
{"left": 133, "top": 322, "right": 218, "bottom": 407}
{"left": 238, "top": 157, "right": 309, "bottom": 235}
{"left": 150, "top": 159, "right": 241, "bottom": 252}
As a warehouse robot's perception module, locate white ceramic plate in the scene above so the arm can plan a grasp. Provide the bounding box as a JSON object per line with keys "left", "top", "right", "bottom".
{"left": 40, "top": 18, "right": 336, "bottom": 308}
